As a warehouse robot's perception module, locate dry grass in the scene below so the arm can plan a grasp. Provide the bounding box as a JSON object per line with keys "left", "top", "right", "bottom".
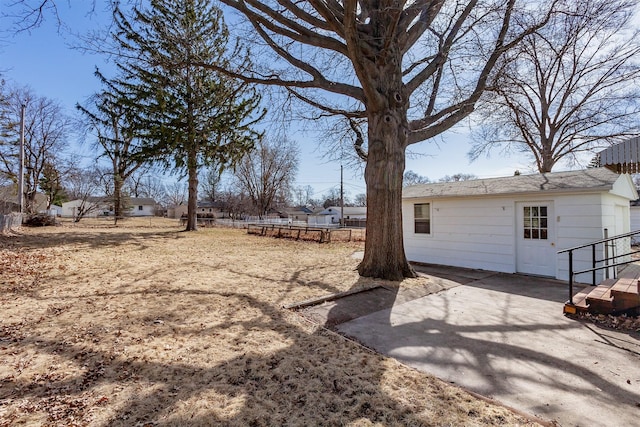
{"left": 1, "top": 217, "right": 540, "bottom": 426}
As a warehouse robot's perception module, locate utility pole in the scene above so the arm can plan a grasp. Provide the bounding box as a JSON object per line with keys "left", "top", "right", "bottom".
{"left": 18, "top": 104, "right": 25, "bottom": 214}
{"left": 340, "top": 164, "right": 344, "bottom": 227}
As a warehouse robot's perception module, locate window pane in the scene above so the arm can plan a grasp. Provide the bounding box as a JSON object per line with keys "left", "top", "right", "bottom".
{"left": 415, "top": 220, "right": 430, "bottom": 234}
{"left": 524, "top": 207, "right": 530, "bottom": 217}
{"left": 524, "top": 228, "right": 531, "bottom": 239}
{"left": 532, "top": 218, "right": 539, "bottom": 228}
{"left": 532, "top": 207, "right": 538, "bottom": 216}
{"left": 414, "top": 203, "right": 430, "bottom": 219}
{"left": 540, "top": 206, "right": 547, "bottom": 216}
{"left": 414, "top": 203, "right": 431, "bottom": 234}
{"left": 524, "top": 218, "right": 531, "bottom": 227}
{"left": 541, "top": 218, "right": 547, "bottom": 228}
{"left": 532, "top": 229, "right": 539, "bottom": 239}
{"left": 540, "top": 229, "right": 548, "bottom": 239}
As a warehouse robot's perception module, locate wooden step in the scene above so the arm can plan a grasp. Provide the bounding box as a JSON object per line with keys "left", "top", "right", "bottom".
{"left": 586, "top": 285, "right": 614, "bottom": 313}
{"left": 564, "top": 286, "right": 593, "bottom": 314}
{"left": 565, "top": 263, "right": 640, "bottom": 316}
{"left": 611, "top": 283, "right": 640, "bottom": 312}
{"left": 610, "top": 278, "right": 638, "bottom": 294}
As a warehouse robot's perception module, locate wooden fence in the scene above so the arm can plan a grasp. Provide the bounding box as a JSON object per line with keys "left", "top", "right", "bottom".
{"left": 247, "top": 224, "right": 364, "bottom": 242}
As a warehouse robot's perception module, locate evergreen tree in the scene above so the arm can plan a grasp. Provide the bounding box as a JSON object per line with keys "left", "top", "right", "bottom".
{"left": 111, "top": 0, "right": 264, "bottom": 230}
{"left": 39, "top": 161, "right": 66, "bottom": 208}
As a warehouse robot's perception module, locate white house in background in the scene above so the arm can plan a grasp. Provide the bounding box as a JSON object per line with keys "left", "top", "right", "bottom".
{"left": 61, "top": 197, "right": 108, "bottom": 218}
{"left": 279, "top": 206, "right": 314, "bottom": 222}
{"left": 47, "top": 204, "right": 63, "bottom": 217}
{"left": 128, "top": 198, "right": 156, "bottom": 216}
{"left": 61, "top": 197, "right": 156, "bottom": 218}
{"left": 168, "top": 201, "right": 228, "bottom": 219}
{"left": 308, "top": 206, "right": 367, "bottom": 226}
{"left": 402, "top": 168, "right": 637, "bottom": 283}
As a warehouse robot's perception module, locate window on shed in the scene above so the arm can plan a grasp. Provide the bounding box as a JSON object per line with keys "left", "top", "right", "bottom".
{"left": 523, "top": 205, "right": 548, "bottom": 240}
{"left": 138, "top": 205, "right": 143, "bottom": 211}
{"left": 414, "top": 203, "right": 431, "bottom": 234}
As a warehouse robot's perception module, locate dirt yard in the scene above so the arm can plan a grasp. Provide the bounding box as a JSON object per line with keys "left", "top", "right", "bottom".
{"left": 1, "top": 218, "right": 541, "bottom": 426}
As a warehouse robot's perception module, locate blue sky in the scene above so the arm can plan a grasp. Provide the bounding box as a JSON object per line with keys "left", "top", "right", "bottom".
{"left": 1, "top": 2, "right": 543, "bottom": 200}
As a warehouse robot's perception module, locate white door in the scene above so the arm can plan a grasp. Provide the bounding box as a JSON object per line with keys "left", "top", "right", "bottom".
{"left": 516, "top": 202, "right": 556, "bottom": 277}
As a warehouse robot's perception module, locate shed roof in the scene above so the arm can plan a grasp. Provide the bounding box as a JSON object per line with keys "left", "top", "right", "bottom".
{"left": 403, "top": 168, "right": 627, "bottom": 199}
{"left": 130, "top": 197, "right": 156, "bottom": 205}
{"left": 319, "top": 206, "right": 367, "bottom": 215}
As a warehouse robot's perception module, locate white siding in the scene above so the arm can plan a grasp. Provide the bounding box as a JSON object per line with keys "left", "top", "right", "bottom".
{"left": 631, "top": 206, "right": 640, "bottom": 233}
{"left": 403, "top": 197, "right": 516, "bottom": 274}
{"left": 553, "top": 194, "right": 604, "bottom": 283}
{"left": 61, "top": 200, "right": 104, "bottom": 218}
{"left": 129, "top": 204, "right": 155, "bottom": 216}
{"left": 403, "top": 190, "right": 633, "bottom": 283}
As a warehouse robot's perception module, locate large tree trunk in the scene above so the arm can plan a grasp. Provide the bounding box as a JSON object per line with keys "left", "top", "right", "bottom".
{"left": 357, "top": 110, "right": 416, "bottom": 280}
{"left": 356, "top": 37, "right": 416, "bottom": 280}
{"left": 186, "top": 149, "right": 198, "bottom": 231}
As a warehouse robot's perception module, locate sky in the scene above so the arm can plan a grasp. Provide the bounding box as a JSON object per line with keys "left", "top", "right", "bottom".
{"left": 0, "top": 2, "right": 554, "bottom": 201}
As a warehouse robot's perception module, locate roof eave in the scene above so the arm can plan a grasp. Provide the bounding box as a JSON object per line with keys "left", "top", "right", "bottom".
{"left": 403, "top": 185, "right": 617, "bottom": 200}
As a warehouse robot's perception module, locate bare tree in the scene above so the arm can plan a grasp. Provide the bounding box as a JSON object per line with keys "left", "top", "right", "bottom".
{"left": 200, "top": 165, "right": 223, "bottom": 202}
{"left": 219, "top": 186, "right": 252, "bottom": 220}
{"left": 353, "top": 193, "right": 367, "bottom": 207}
{"left": 470, "top": 0, "right": 640, "bottom": 172}
{"left": 164, "top": 181, "right": 187, "bottom": 208}
{"left": 438, "top": 173, "right": 477, "bottom": 182}
{"left": 322, "top": 187, "right": 348, "bottom": 209}
{"left": 77, "top": 77, "right": 148, "bottom": 224}
{"left": 65, "top": 166, "right": 102, "bottom": 222}
{"left": 204, "top": 0, "right": 557, "bottom": 279}
{"left": 292, "top": 184, "right": 314, "bottom": 207}
{"left": 125, "top": 166, "right": 150, "bottom": 198}
{"left": 138, "top": 175, "right": 167, "bottom": 207}
{"left": 235, "top": 137, "right": 299, "bottom": 218}
{"left": 403, "top": 170, "right": 431, "bottom": 187}
{"left": 0, "top": 85, "right": 70, "bottom": 213}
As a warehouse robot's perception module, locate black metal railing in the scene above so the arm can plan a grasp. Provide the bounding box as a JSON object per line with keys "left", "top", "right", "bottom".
{"left": 558, "top": 229, "right": 640, "bottom": 305}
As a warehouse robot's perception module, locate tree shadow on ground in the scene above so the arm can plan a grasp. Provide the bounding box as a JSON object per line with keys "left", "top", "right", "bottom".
{"left": 0, "top": 287, "right": 500, "bottom": 426}
{"left": 1, "top": 228, "right": 183, "bottom": 251}
{"left": 1, "top": 227, "right": 549, "bottom": 426}
{"left": 332, "top": 273, "right": 640, "bottom": 426}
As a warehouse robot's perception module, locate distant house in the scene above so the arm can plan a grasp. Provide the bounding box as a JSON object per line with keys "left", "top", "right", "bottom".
{"left": 0, "top": 185, "right": 48, "bottom": 214}
{"left": 48, "top": 204, "right": 63, "bottom": 217}
{"left": 62, "top": 197, "right": 156, "bottom": 218}
{"left": 168, "top": 200, "right": 227, "bottom": 219}
{"left": 402, "top": 168, "right": 637, "bottom": 283}
{"left": 61, "top": 197, "right": 109, "bottom": 218}
{"left": 309, "top": 206, "right": 367, "bottom": 226}
{"left": 278, "top": 206, "right": 313, "bottom": 222}
{"left": 196, "top": 200, "right": 226, "bottom": 217}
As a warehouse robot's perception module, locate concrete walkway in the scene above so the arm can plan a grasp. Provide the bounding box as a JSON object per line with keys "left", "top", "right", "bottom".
{"left": 324, "top": 265, "right": 640, "bottom": 426}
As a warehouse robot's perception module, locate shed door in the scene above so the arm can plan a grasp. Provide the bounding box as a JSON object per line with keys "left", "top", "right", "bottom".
{"left": 516, "top": 202, "right": 556, "bottom": 277}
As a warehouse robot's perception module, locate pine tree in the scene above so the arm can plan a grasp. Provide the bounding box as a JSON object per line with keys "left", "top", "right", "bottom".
{"left": 111, "top": 0, "right": 264, "bottom": 230}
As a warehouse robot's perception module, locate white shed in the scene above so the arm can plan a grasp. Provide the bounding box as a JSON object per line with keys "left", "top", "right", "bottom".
{"left": 402, "top": 168, "right": 637, "bottom": 283}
